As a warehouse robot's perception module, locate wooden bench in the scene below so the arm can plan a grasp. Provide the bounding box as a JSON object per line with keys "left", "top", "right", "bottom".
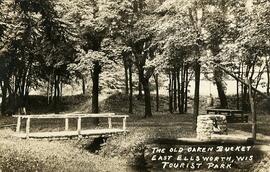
{"left": 12, "top": 113, "right": 129, "bottom": 139}
{"left": 206, "top": 108, "right": 248, "bottom": 123}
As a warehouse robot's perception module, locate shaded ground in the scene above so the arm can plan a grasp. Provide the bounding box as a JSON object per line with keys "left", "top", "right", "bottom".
{"left": 0, "top": 129, "right": 128, "bottom": 172}
{"left": 0, "top": 93, "right": 270, "bottom": 171}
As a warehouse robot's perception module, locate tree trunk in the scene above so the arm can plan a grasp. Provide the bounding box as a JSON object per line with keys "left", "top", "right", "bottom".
{"left": 50, "top": 78, "right": 54, "bottom": 103}
{"left": 240, "top": 63, "right": 245, "bottom": 110}
{"left": 53, "top": 75, "right": 57, "bottom": 112}
{"left": 60, "top": 81, "right": 63, "bottom": 98}
{"left": 173, "top": 70, "right": 177, "bottom": 111}
{"left": 213, "top": 68, "right": 228, "bottom": 108}
{"left": 169, "top": 72, "right": 173, "bottom": 113}
{"left": 19, "top": 70, "right": 27, "bottom": 113}
{"left": 5, "top": 80, "right": 14, "bottom": 115}
{"left": 236, "top": 65, "right": 240, "bottom": 109}
{"left": 125, "top": 66, "right": 129, "bottom": 95}
{"left": 243, "top": 87, "right": 249, "bottom": 111}
{"left": 177, "top": 70, "right": 181, "bottom": 113}
{"left": 58, "top": 77, "right": 61, "bottom": 102}
{"left": 24, "top": 82, "right": 30, "bottom": 113}
{"left": 247, "top": 78, "right": 256, "bottom": 141}
{"left": 185, "top": 65, "right": 189, "bottom": 113}
{"left": 180, "top": 66, "right": 185, "bottom": 113}
{"left": 129, "top": 65, "right": 133, "bottom": 114}
{"left": 54, "top": 74, "right": 60, "bottom": 114}
{"left": 13, "top": 75, "right": 19, "bottom": 114}
{"left": 19, "top": 91, "right": 28, "bottom": 115}
{"left": 242, "top": 68, "right": 249, "bottom": 111}
{"left": 266, "top": 56, "right": 270, "bottom": 96}
{"left": 47, "top": 77, "right": 51, "bottom": 105}
{"left": 142, "top": 78, "right": 152, "bottom": 118}
{"left": 193, "top": 60, "right": 200, "bottom": 130}
{"left": 92, "top": 62, "right": 101, "bottom": 114}
{"left": 138, "top": 73, "right": 143, "bottom": 100}
{"left": 91, "top": 62, "right": 101, "bottom": 125}
{"left": 82, "top": 77, "right": 86, "bottom": 95}
{"left": 0, "top": 81, "right": 7, "bottom": 115}
{"left": 154, "top": 73, "right": 159, "bottom": 112}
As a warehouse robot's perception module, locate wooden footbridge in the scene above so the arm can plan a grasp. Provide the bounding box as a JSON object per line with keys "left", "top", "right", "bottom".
{"left": 12, "top": 113, "right": 128, "bottom": 139}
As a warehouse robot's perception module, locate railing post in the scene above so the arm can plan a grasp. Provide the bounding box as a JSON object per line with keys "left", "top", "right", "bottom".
{"left": 26, "top": 117, "right": 30, "bottom": 139}
{"left": 108, "top": 117, "right": 112, "bottom": 129}
{"left": 123, "top": 117, "right": 126, "bottom": 131}
{"left": 65, "top": 118, "right": 69, "bottom": 131}
{"left": 77, "top": 117, "right": 81, "bottom": 137}
{"left": 16, "top": 116, "right": 21, "bottom": 133}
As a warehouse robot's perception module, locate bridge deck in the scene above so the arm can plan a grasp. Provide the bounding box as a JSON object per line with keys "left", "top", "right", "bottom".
{"left": 14, "top": 128, "right": 126, "bottom": 139}
{"left": 13, "top": 113, "right": 128, "bottom": 139}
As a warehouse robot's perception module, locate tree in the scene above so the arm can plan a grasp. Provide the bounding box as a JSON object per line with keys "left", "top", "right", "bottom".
{"left": 0, "top": 0, "right": 11, "bottom": 115}
{"left": 154, "top": 0, "right": 205, "bottom": 127}
{"left": 211, "top": 0, "right": 270, "bottom": 113}
{"left": 65, "top": 0, "right": 138, "bottom": 115}
{"left": 108, "top": 0, "right": 164, "bottom": 117}
{"left": 0, "top": 0, "right": 76, "bottom": 115}
{"left": 129, "top": 23, "right": 155, "bottom": 117}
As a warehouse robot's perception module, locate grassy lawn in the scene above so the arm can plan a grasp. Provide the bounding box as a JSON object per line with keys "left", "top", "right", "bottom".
{"left": 0, "top": 112, "right": 196, "bottom": 171}
{"left": 0, "top": 129, "right": 128, "bottom": 172}
{"left": 0, "top": 93, "right": 269, "bottom": 171}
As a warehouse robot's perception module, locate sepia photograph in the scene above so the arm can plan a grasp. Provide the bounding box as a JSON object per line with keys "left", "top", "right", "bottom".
{"left": 0, "top": 0, "right": 270, "bottom": 171}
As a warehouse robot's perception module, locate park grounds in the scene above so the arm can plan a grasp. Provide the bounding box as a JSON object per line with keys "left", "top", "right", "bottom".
{"left": 0, "top": 93, "right": 270, "bottom": 172}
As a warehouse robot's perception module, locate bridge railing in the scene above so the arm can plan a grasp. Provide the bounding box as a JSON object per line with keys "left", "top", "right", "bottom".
{"left": 13, "top": 113, "right": 128, "bottom": 138}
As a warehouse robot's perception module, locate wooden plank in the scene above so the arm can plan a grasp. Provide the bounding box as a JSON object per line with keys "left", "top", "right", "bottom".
{"left": 12, "top": 113, "right": 113, "bottom": 118}
{"left": 206, "top": 109, "right": 248, "bottom": 123}
{"left": 108, "top": 117, "right": 112, "bottom": 129}
{"left": 16, "top": 117, "right": 21, "bottom": 133}
{"left": 65, "top": 118, "right": 69, "bottom": 131}
{"left": 13, "top": 113, "right": 128, "bottom": 119}
{"left": 123, "top": 117, "right": 126, "bottom": 131}
{"left": 226, "top": 115, "right": 248, "bottom": 123}
{"left": 77, "top": 117, "right": 81, "bottom": 136}
{"left": 81, "top": 129, "right": 126, "bottom": 135}
{"left": 206, "top": 108, "right": 243, "bottom": 113}
{"left": 0, "top": 124, "right": 17, "bottom": 128}
{"left": 207, "top": 109, "right": 242, "bottom": 111}
{"left": 14, "top": 129, "right": 127, "bottom": 138}
{"left": 26, "top": 118, "right": 30, "bottom": 139}
{"left": 12, "top": 112, "right": 129, "bottom": 139}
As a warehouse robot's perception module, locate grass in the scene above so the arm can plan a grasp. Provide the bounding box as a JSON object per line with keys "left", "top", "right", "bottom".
{"left": 26, "top": 94, "right": 90, "bottom": 114}
{"left": 0, "top": 113, "right": 196, "bottom": 171}
{"left": 0, "top": 129, "right": 127, "bottom": 172}
{"left": 0, "top": 93, "right": 270, "bottom": 171}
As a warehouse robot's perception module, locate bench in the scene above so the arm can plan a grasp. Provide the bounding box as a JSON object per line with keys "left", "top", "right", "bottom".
{"left": 12, "top": 113, "right": 129, "bottom": 139}
{"left": 206, "top": 108, "right": 248, "bottom": 123}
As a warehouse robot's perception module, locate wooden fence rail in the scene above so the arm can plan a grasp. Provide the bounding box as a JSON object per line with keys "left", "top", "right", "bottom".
{"left": 13, "top": 113, "right": 129, "bottom": 139}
